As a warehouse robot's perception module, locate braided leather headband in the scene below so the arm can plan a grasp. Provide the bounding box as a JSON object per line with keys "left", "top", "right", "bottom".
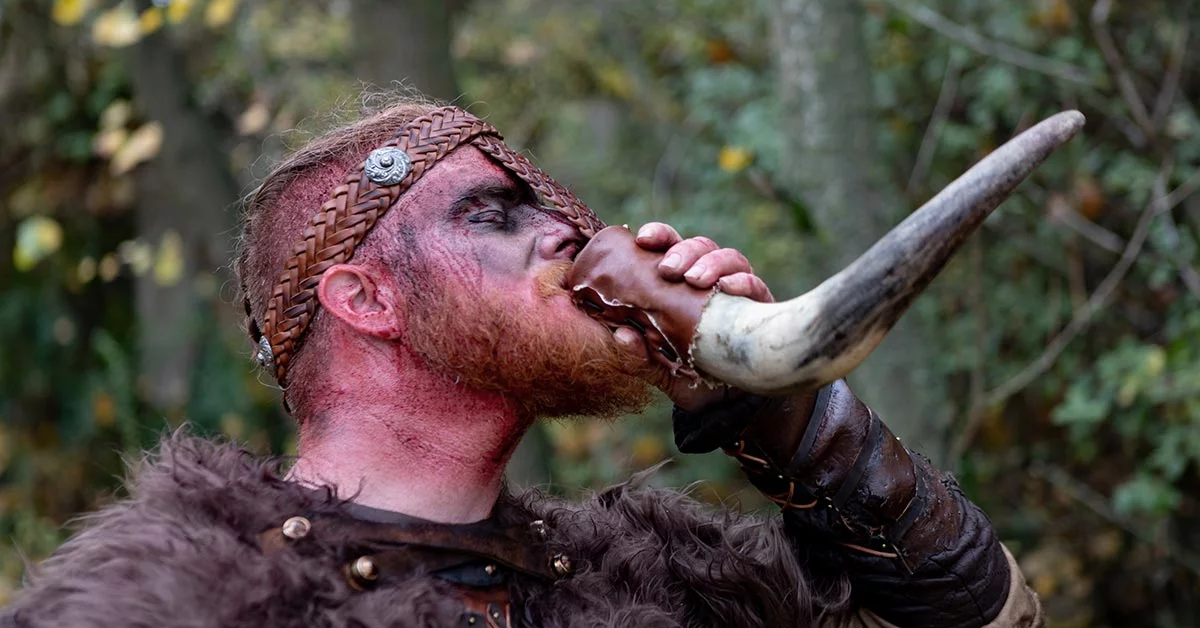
{"left": 249, "top": 106, "right": 606, "bottom": 386}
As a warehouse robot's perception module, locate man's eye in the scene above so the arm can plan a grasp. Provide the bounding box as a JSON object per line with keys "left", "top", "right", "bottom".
{"left": 467, "top": 209, "right": 507, "bottom": 224}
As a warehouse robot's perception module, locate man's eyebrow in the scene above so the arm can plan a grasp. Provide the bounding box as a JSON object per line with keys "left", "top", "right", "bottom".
{"left": 447, "top": 181, "right": 528, "bottom": 215}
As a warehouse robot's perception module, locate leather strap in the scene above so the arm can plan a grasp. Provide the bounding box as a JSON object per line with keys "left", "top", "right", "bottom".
{"left": 832, "top": 409, "right": 882, "bottom": 510}
{"left": 258, "top": 511, "right": 558, "bottom": 582}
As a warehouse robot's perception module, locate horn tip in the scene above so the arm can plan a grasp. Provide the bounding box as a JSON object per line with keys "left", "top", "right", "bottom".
{"left": 1051, "top": 109, "right": 1087, "bottom": 136}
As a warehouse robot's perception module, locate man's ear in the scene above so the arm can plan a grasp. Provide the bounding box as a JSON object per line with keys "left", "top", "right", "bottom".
{"left": 317, "top": 264, "right": 404, "bottom": 340}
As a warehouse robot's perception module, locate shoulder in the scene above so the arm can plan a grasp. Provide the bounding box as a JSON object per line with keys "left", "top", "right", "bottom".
{"left": 4, "top": 431, "right": 342, "bottom": 627}
{"left": 512, "top": 467, "right": 852, "bottom": 626}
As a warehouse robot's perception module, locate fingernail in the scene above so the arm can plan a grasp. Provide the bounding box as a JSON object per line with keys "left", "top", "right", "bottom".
{"left": 637, "top": 224, "right": 653, "bottom": 239}
{"left": 684, "top": 264, "right": 705, "bottom": 281}
{"left": 661, "top": 253, "right": 682, "bottom": 271}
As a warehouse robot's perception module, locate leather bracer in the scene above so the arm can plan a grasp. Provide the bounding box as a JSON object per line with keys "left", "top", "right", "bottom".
{"left": 675, "top": 382, "right": 1015, "bottom": 627}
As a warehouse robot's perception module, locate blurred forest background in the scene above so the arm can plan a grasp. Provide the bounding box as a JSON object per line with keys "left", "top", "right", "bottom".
{"left": 0, "top": 0, "right": 1198, "bottom": 625}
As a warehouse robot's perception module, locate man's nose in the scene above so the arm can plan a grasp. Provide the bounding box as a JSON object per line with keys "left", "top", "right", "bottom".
{"left": 536, "top": 215, "right": 585, "bottom": 261}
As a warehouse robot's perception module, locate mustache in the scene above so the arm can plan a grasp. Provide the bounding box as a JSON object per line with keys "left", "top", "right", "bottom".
{"left": 535, "top": 261, "right": 574, "bottom": 299}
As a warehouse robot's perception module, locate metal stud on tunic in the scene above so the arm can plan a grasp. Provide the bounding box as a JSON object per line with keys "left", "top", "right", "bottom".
{"left": 280, "top": 516, "right": 311, "bottom": 540}
{"left": 351, "top": 556, "right": 379, "bottom": 582}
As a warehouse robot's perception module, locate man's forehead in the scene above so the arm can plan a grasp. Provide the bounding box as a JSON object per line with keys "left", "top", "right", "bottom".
{"left": 403, "top": 146, "right": 521, "bottom": 205}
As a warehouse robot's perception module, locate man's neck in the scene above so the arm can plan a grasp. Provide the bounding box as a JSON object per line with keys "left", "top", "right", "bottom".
{"left": 287, "top": 345, "right": 531, "bottom": 524}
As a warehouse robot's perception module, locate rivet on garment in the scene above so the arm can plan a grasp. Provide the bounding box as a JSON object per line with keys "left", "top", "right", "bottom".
{"left": 351, "top": 555, "right": 379, "bottom": 583}
{"left": 281, "top": 516, "right": 311, "bottom": 540}
{"left": 552, "top": 553, "right": 572, "bottom": 576}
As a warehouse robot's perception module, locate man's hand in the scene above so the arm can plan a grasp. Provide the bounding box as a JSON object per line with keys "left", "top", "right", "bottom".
{"left": 611, "top": 222, "right": 773, "bottom": 411}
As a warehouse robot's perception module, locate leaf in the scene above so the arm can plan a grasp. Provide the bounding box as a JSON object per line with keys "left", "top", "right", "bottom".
{"left": 92, "top": 5, "right": 142, "bottom": 48}
{"left": 1112, "top": 473, "right": 1181, "bottom": 517}
{"left": 204, "top": 0, "right": 238, "bottom": 28}
{"left": 13, "top": 216, "right": 64, "bottom": 272}
{"left": 153, "top": 231, "right": 185, "bottom": 287}
{"left": 236, "top": 101, "right": 271, "bottom": 136}
{"left": 718, "top": 146, "right": 753, "bottom": 173}
{"left": 166, "top": 0, "right": 195, "bottom": 24}
{"left": 99, "top": 100, "right": 132, "bottom": 130}
{"left": 52, "top": 0, "right": 93, "bottom": 26}
{"left": 77, "top": 257, "right": 97, "bottom": 284}
{"left": 110, "top": 121, "right": 163, "bottom": 175}
{"left": 93, "top": 128, "right": 128, "bottom": 158}
{"left": 138, "top": 6, "right": 163, "bottom": 35}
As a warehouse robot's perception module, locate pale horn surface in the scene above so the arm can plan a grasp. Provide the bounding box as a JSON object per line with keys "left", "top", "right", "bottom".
{"left": 692, "top": 110, "right": 1086, "bottom": 396}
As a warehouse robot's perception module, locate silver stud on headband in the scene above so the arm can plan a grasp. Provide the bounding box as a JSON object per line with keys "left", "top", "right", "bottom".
{"left": 364, "top": 147, "right": 411, "bottom": 186}
{"left": 256, "top": 336, "right": 274, "bottom": 369}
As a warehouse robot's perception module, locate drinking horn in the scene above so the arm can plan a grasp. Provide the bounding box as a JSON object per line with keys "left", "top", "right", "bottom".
{"left": 569, "top": 110, "right": 1086, "bottom": 396}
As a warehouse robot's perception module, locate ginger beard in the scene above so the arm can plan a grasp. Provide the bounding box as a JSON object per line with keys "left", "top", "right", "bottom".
{"left": 401, "top": 259, "right": 656, "bottom": 420}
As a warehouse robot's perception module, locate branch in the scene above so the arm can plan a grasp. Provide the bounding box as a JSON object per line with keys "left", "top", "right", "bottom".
{"left": 1156, "top": 210, "right": 1200, "bottom": 301}
{"left": 1091, "top": 0, "right": 1154, "bottom": 133}
{"left": 1161, "top": 167, "right": 1200, "bottom": 215}
{"left": 1048, "top": 197, "right": 1126, "bottom": 254}
{"left": 1049, "top": 198, "right": 1200, "bottom": 301}
{"left": 1151, "top": 18, "right": 1189, "bottom": 128}
{"left": 882, "top": 0, "right": 1101, "bottom": 87}
{"left": 951, "top": 167, "right": 1167, "bottom": 459}
{"left": 907, "top": 52, "right": 963, "bottom": 194}
{"left": 1030, "top": 462, "right": 1200, "bottom": 578}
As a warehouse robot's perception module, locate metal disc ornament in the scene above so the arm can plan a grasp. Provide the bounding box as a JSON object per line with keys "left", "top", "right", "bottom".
{"left": 364, "top": 147, "right": 411, "bottom": 186}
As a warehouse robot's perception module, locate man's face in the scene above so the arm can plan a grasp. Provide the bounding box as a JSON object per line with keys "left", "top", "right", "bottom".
{"left": 384, "top": 147, "right": 654, "bottom": 418}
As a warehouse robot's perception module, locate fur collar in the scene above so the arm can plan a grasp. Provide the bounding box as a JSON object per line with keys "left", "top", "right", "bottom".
{"left": 6, "top": 432, "right": 849, "bottom": 627}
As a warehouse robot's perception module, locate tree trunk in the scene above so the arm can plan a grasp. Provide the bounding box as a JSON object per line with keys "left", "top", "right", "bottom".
{"left": 126, "top": 22, "right": 239, "bottom": 412}
{"left": 350, "top": 0, "right": 462, "bottom": 101}
{"left": 773, "top": 0, "right": 950, "bottom": 460}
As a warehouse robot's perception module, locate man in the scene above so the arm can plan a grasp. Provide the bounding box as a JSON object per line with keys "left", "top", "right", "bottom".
{"left": 3, "top": 101, "right": 1042, "bottom": 627}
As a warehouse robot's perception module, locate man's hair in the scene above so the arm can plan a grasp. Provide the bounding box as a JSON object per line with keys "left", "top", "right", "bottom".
{"left": 235, "top": 94, "right": 441, "bottom": 417}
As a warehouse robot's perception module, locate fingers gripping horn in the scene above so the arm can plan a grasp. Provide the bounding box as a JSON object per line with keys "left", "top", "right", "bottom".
{"left": 569, "top": 111, "right": 1085, "bottom": 396}
{"left": 693, "top": 110, "right": 1086, "bottom": 395}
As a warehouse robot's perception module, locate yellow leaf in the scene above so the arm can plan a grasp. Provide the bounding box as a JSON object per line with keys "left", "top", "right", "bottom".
{"left": 78, "top": 256, "right": 97, "bottom": 284}
{"left": 139, "top": 6, "right": 163, "bottom": 35}
{"left": 166, "top": 0, "right": 195, "bottom": 24}
{"left": 630, "top": 435, "right": 666, "bottom": 468}
{"left": 237, "top": 100, "right": 270, "bottom": 136}
{"left": 100, "top": 99, "right": 132, "bottom": 130}
{"left": 596, "top": 65, "right": 634, "bottom": 100}
{"left": 93, "top": 391, "right": 116, "bottom": 428}
{"left": 718, "top": 146, "right": 753, "bottom": 173}
{"left": 93, "top": 127, "right": 128, "bottom": 158}
{"left": 92, "top": 4, "right": 142, "bottom": 48}
{"left": 13, "top": 216, "right": 64, "bottom": 272}
{"left": 205, "top": 0, "right": 238, "bottom": 28}
{"left": 154, "top": 230, "right": 185, "bottom": 286}
{"left": 98, "top": 253, "right": 121, "bottom": 282}
{"left": 110, "top": 121, "right": 163, "bottom": 175}
{"left": 220, "top": 412, "right": 245, "bottom": 439}
{"left": 1143, "top": 346, "right": 1166, "bottom": 378}
{"left": 52, "top": 0, "right": 92, "bottom": 26}
{"left": 504, "top": 39, "right": 539, "bottom": 67}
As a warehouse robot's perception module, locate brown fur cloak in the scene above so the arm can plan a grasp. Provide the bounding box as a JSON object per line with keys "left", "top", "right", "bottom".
{"left": 2, "top": 434, "right": 1040, "bottom": 627}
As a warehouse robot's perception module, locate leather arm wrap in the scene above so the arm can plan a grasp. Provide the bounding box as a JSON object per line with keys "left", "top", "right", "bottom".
{"left": 674, "top": 381, "right": 1014, "bottom": 627}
